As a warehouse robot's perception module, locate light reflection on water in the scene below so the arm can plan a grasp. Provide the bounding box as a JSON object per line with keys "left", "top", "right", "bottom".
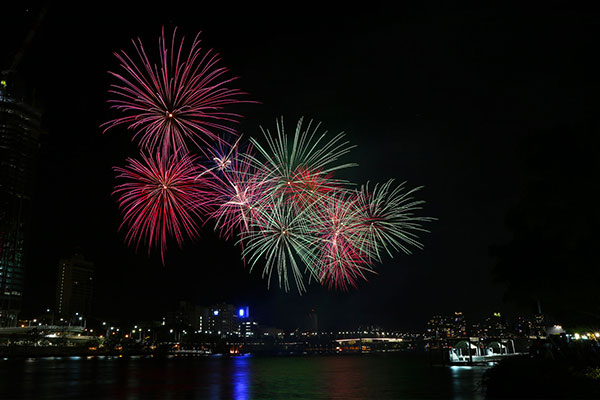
{"left": 0, "top": 353, "right": 488, "bottom": 399}
{"left": 232, "top": 355, "right": 250, "bottom": 400}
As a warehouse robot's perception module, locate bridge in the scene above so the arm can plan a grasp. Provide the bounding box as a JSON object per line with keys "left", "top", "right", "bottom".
{"left": 334, "top": 337, "right": 405, "bottom": 344}
{"left": 332, "top": 337, "right": 411, "bottom": 353}
{"left": 0, "top": 325, "right": 85, "bottom": 335}
{"left": 0, "top": 325, "right": 95, "bottom": 345}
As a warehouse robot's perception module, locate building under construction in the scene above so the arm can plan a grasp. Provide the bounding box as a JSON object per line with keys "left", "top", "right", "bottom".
{"left": 0, "top": 72, "right": 44, "bottom": 326}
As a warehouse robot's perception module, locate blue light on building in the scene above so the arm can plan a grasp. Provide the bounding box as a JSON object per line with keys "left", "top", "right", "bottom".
{"left": 238, "top": 306, "right": 249, "bottom": 319}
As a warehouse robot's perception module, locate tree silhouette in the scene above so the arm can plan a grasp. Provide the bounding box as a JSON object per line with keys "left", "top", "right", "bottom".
{"left": 491, "top": 122, "right": 600, "bottom": 327}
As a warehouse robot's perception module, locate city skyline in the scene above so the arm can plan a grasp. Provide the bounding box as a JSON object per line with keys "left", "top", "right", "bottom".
{"left": 2, "top": 3, "right": 598, "bottom": 332}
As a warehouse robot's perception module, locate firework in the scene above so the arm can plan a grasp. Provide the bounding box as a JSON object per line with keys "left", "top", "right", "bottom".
{"left": 284, "top": 166, "right": 340, "bottom": 209}
{"left": 113, "top": 150, "right": 209, "bottom": 263}
{"left": 221, "top": 118, "right": 434, "bottom": 292}
{"left": 240, "top": 194, "right": 319, "bottom": 293}
{"left": 233, "top": 117, "right": 360, "bottom": 292}
{"left": 356, "top": 180, "right": 433, "bottom": 262}
{"left": 309, "top": 190, "right": 375, "bottom": 290}
{"left": 247, "top": 117, "right": 357, "bottom": 198}
{"left": 102, "top": 27, "right": 250, "bottom": 153}
{"left": 197, "top": 136, "right": 268, "bottom": 240}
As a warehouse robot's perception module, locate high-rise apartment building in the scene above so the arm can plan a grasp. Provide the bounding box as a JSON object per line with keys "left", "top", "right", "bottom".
{"left": 206, "top": 303, "right": 251, "bottom": 336}
{"left": 208, "top": 303, "right": 236, "bottom": 335}
{"left": 0, "top": 72, "right": 43, "bottom": 326}
{"left": 426, "top": 312, "right": 468, "bottom": 339}
{"left": 166, "top": 300, "right": 208, "bottom": 331}
{"left": 55, "top": 253, "right": 94, "bottom": 318}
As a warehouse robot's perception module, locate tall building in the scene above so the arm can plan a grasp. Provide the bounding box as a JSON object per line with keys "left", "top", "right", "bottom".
{"left": 166, "top": 300, "right": 207, "bottom": 331}
{"left": 207, "top": 303, "right": 236, "bottom": 336}
{"left": 426, "top": 312, "right": 468, "bottom": 339}
{"left": 0, "top": 72, "right": 43, "bottom": 326}
{"left": 482, "top": 312, "right": 508, "bottom": 337}
{"left": 206, "top": 303, "right": 250, "bottom": 336}
{"left": 513, "top": 314, "right": 546, "bottom": 338}
{"left": 55, "top": 253, "right": 94, "bottom": 319}
{"left": 240, "top": 319, "right": 258, "bottom": 338}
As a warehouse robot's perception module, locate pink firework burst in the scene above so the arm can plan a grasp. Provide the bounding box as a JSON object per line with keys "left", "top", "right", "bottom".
{"left": 197, "top": 137, "right": 269, "bottom": 240}
{"left": 310, "top": 191, "right": 375, "bottom": 290}
{"left": 102, "top": 27, "right": 252, "bottom": 153}
{"left": 113, "top": 151, "right": 210, "bottom": 263}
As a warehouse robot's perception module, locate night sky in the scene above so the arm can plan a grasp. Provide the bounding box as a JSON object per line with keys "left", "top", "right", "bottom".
{"left": 3, "top": 2, "right": 597, "bottom": 331}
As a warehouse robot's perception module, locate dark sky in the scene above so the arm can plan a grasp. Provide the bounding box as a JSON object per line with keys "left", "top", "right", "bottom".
{"left": 3, "top": 2, "right": 598, "bottom": 331}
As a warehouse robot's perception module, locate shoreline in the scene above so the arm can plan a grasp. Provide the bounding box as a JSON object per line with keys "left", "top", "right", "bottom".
{"left": 0, "top": 347, "right": 427, "bottom": 360}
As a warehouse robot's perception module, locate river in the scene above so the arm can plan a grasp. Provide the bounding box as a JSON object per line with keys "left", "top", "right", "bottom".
{"left": 0, "top": 353, "right": 491, "bottom": 399}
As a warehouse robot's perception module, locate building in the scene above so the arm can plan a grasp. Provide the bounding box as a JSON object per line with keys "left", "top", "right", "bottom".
{"left": 426, "top": 312, "right": 468, "bottom": 339}
{"left": 207, "top": 303, "right": 236, "bottom": 336}
{"left": 240, "top": 319, "right": 258, "bottom": 338}
{"left": 0, "top": 72, "right": 43, "bottom": 326}
{"left": 483, "top": 312, "right": 508, "bottom": 337}
{"left": 206, "top": 303, "right": 251, "bottom": 336}
{"left": 166, "top": 300, "right": 207, "bottom": 332}
{"left": 55, "top": 253, "right": 94, "bottom": 319}
{"left": 513, "top": 314, "right": 546, "bottom": 338}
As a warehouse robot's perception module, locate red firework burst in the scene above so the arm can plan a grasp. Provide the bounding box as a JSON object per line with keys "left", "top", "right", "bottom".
{"left": 284, "top": 167, "right": 338, "bottom": 208}
{"left": 113, "top": 151, "right": 210, "bottom": 263}
{"left": 310, "top": 191, "right": 374, "bottom": 290}
{"left": 102, "top": 27, "right": 251, "bottom": 153}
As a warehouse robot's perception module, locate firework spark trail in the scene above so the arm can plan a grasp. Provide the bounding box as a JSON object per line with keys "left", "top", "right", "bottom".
{"left": 197, "top": 136, "right": 270, "bottom": 240}
{"left": 101, "top": 24, "right": 434, "bottom": 291}
{"left": 240, "top": 194, "right": 320, "bottom": 293}
{"left": 113, "top": 151, "right": 210, "bottom": 264}
{"left": 101, "top": 27, "right": 251, "bottom": 153}
{"left": 196, "top": 133, "right": 246, "bottom": 179}
{"left": 247, "top": 117, "right": 358, "bottom": 196}
{"left": 308, "top": 190, "right": 375, "bottom": 290}
{"left": 356, "top": 180, "right": 434, "bottom": 262}
{"left": 284, "top": 167, "right": 340, "bottom": 209}
{"left": 230, "top": 117, "right": 361, "bottom": 292}
{"left": 213, "top": 118, "right": 434, "bottom": 292}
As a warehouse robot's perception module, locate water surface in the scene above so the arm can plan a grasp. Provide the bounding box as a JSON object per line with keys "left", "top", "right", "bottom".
{"left": 0, "top": 353, "right": 489, "bottom": 399}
